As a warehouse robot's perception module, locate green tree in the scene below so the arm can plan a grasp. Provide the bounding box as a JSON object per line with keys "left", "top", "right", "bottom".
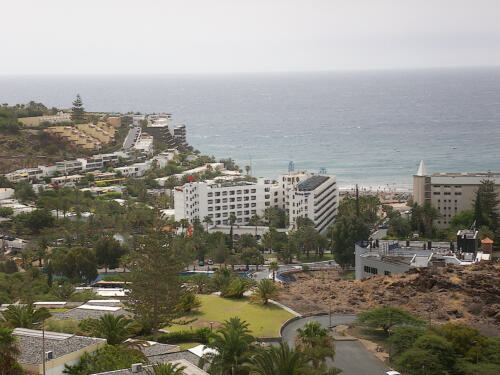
{"left": 431, "top": 323, "right": 487, "bottom": 361}
{"left": 295, "top": 321, "right": 335, "bottom": 372}
{"left": 473, "top": 178, "right": 499, "bottom": 231}
{"left": 79, "top": 314, "right": 139, "bottom": 346}
{"left": 356, "top": 306, "right": 424, "bottom": 334}
{"left": 200, "top": 317, "right": 255, "bottom": 375}
{"left": 0, "top": 326, "right": 22, "bottom": 375}
{"left": 450, "top": 210, "right": 475, "bottom": 229}
{"left": 71, "top": 94, "right": 85, "bottom": 122}
{"left": 14, "top": 181, "right": 36, "bottom": 203}
{"left": 124, "top": 231, "right": 186, "bottom": 340}
{"left": 203, "top": 215, "right": 213, "bottom": 231}
{"left": 15, "top": 209, "right": 54, "bottom": 234}
{"left": 178, "top": 292, "right": 201, "bottom": 313}
{"left": 52, "top": 246, "right": 98, "bottom": 283}
{"left": 394, "top": 347, "right": 447, "bottom": 375}
{"left": 245, "top": 341, "right": 311, "bottom": 375}
{"left": 269, "top": 262, "right": 279, "bottom": 282}
{"left": 95, "top": 237, "right": 126, "bottom": 273}
{"left": 413, "top": 334, "right": 456, "bottom": 370}
{"left": 0, "top": 207, "right": 13, "bottom": 218}
{"left": 1, "top": 303, "right": 51, "bottom": 328}
{"left": 387, "top": 326, "right": 426, "bottom": 357}
{"left": 264, "top": 206, "right": 286, "bottom": 228}
{"left": 146, "top": 363, "right": 186, "bottom": 375}
{"left": 328, "top": 216, "right": 369, "bottom": 267}
{"left": 251, "top": 279, "right": 279, "bottom": 305}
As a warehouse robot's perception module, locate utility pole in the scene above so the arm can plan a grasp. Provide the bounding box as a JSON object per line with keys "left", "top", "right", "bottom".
{"left": 42, "top": 320, "right": 46, "bottom": 375}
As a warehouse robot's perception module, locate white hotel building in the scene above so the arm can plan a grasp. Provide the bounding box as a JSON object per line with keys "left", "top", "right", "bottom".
{"left": 175, "top": 172, "right": 339, "bottom": 233}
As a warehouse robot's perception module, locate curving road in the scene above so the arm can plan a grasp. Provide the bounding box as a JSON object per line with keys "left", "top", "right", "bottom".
{"left": 281, "top": 314, "right": 390, "bottom": 375}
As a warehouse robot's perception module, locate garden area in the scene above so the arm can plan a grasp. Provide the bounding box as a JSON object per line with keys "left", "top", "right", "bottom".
{"left": 165, "top": 294, "right": 294, "bottom": 338}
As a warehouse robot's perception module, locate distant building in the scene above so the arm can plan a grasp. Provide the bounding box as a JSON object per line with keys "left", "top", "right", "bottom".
{"left": 145, "top": 114, "right": 187, "bottom": 149}
{"left": 413, "top": 160, "right": 500, "bottom": 228}
{"left": 174, "top": 171, "right": 339, "bottom": 233}
{"left": 355, "top": 238, "right": 478, "bottom": 280}
{"left": 13, "top": 328, "right": 106, "bottom": 375}
{"left": 289, "top": 174, "right": 339, "bottom": 233}
{"left": 174, "top": 178, "right": 278, "bottom": 225}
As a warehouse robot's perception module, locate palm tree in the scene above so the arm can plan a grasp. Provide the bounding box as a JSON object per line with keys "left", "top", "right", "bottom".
{"left": 80, "top": 314, "right": 138, "bottom": 346}
{"left": 295, "top": 321, "right": 335, "bottom": 371}
{"left": 200, "top": 317, "right": 255, "bottom": 375}
{"left": 0, "top": 326, "right": 20, "bottom": 375}
{"left": 146, "top": 363, "right": 186, "bottom": 375}
{"left": 252, "top": 279, "right": 279, "bottom": 305}
{"left": 245, "top": 341, "right": 310, "bottom": 375}
{"left": 203, "top": 215, "right": 213, "bottom": 232}
{"left": 1, "top": 304, "right": 51, "bottom": 328}
{"left": 248, "top": 215, "right": 261, "bottom": 236}
{"left": 229, "top": 213, "right": 237, "bottom": 251}
{"left": 269, "top": 262, "right": 279, "bottom": 283}
{"left": 244, "top": 165, "right": 251, "bottom": 175}
{"left": 36, "top": 236, "right": 49, "bottom": 267}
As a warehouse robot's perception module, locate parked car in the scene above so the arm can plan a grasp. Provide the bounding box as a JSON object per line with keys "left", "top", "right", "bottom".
{"left": 199, "top": 260, "right": 205, "bottom": 267}
{"left": 207, "top": 259, "right": 214, "bottom": 265}
{"left": 386, "top": 371, "right": 401, "bottom": 375}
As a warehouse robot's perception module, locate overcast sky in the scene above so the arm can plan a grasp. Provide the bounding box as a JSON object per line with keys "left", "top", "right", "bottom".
{"left": 2, "top": 0, "right": 500, "bottom": 74}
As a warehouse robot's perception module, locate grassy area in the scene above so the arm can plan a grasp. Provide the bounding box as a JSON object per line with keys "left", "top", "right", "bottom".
{"left": 44, "top": 318, "right": 80, "bottom": 334}
{"left": 178, "top": 342, "right": 201, "bottom": 351}
{"left": 166, "top": 295, "right": 293, "bottom": 338}
{"left": 299, "top": 253, "right": 334, "bottom": 262}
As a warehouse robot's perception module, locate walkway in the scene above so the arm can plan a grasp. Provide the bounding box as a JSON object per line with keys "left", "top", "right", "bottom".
{"left": 280, "top": 314, "right": 390, "bottom": 375}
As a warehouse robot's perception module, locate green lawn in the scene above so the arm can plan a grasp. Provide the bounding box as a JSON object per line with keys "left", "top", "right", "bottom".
{"left": 178, "top": 342, "right": 202, "bottom": 351}
{"left": 166, "top": 295, "right": 293, "bottom": 338}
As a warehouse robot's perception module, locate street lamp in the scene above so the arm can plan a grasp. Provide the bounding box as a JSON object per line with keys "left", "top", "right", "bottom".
{"left": 32, "top": 320, "right": 46, "bottom": 375}
{"left": 209, "top": 321, "right": 214, "bottom": 332}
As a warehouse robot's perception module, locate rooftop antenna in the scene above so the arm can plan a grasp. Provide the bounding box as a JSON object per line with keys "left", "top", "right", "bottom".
{"left": 288, "top": 161, "right": 295, "bottom": 173}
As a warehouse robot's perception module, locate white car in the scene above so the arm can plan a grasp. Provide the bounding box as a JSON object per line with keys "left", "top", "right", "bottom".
{"left": 386, "top": 371, "right": 401, "bottom": 375}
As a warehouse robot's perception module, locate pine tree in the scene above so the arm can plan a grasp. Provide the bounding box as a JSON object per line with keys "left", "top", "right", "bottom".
{"left": 474, "top": 178, "right": 499, "bottom": 231}
{"left": 71, "top": 94, "right": 85, "bottom": 122}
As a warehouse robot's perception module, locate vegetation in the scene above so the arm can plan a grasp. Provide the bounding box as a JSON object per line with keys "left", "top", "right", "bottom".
{"left": 0, "top": 303, "right": 51, "bottom": 328}
{"left": 356, "top": 306, "right": 424, "bottom": 333}
{"left": 165, "top": 294, "right": 293, "bottom": 338}
{"left": 124, "top": 231, "right": 186, "bottom": 340}
{"left": 355, "top": 307, "right": 500, "bottom": 375}
{"left": 63, "top": 345, "right": 145, "bottom": 375}
{"left": 251, "top": 279, "right": 279, "bottom": 305}
{"left": 71, "top": 94, "right": 85, "bottom": 122}
{"left": 79, "top": 314, "right": 139, "bottom": 345}
{"left": 0, "top": 326, "right": 22, "bottom": 375}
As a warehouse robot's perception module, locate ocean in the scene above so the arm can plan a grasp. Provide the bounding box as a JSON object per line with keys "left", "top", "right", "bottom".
{"left": 1, "top": 68, "right": 499, "bottom": 190}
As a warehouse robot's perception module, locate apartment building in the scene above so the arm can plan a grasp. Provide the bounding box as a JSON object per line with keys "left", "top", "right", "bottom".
{"left": 146, "top": 114, "right": 187, "bottom": 149}
{"left": 289, "top": 174, "right": 339, "bottom": 233}
{"left": 413, "top": 160, "right": 500, "bottom": 228}
{"left": 174, "top": 178, "right": 276, "bottom": 225}
{"left": 175, "top": 172, "right": 339, "bottom": 233}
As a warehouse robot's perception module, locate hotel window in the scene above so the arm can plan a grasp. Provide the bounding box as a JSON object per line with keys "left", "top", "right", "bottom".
{"left": 237, "top": 197, "right": 242, "bottom": 201}
{"left": 244, "top": 210, "right": 249, "bottom": 215}
{"left": 230, "top": 191, "right": 235, "bottom": 195}
{"left": 215, "top": 192, "right": 220, "bottom": 196}
{"left": 208, "top": 193, "right": 213, "bottom": 197}
{"left": 230, "top": 198, "right": 235, "bottom": 202}
{"left": 433, "top": 192, "right": 440, "bottom": 195}
{"left": 251, "top": 189, "right": 256, "bottom": 193}
{"left": 222, "top": 191, "right": 227, "bottom": 196}
{"left": 251, "top": 210, "right": 256, "bottom": 214}
{"left": 444, "top": 192, "right": 451, "bottom": 195}
{"left": 384, "top": 271, "right": 391, "bottom": 276}
{"left": 455, "top": 192, "right": 462, "bottom": 195}
{"left": 237, "top": 190, "right": 242, "bottom": 194}
{"left": 244, "top": 203, "right": 249, "bottom": 208}
{"left": 244, "top": 197, "right": 249, "bottom": 201}
{"left": 265, "top": 194, "right": 270, "bottom": 199}
{"left": 223, "top": 212, "right": 228, "bottom": 217}
{"left": 237, "top": 211, "right": 242, "bottom": 215}
{"left": 244, "top": 189, "right": 249, "bottom": 194}
{"left": 265, "top": 202, "right": 270, "bottom": 206}
{"left": 215, "top": 199, "right": 220, "bottom": 203}
{"left": 222, "top": 198, "right": 228, "bottom": 203}
{"left": 251, "top": 203, "right": 256, "bottom": 207}
{"left": 222, "top": 206, "right": 228, "bottom": 210}
{"left": 208, "top": 207, "right": 213, "bottom": 211}
{"left": 230, "top": 205, "right": 235, "bottom": 209}
{"left": 251, "top": 196, "right": 256, "bottom": 200}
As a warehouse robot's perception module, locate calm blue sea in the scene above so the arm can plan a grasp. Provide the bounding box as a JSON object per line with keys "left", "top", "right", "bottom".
{"left": 1, "top": 68, "right": 499, "bottom": 189}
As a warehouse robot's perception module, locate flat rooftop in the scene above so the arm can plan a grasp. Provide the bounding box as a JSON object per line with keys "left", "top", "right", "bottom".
{"left": 297, "top": 175, "right": 329, "bottom": 191}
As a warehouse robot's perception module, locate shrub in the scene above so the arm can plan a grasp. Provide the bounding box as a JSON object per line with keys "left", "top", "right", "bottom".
{"left": 157, "top": 327, "right": 211, "bottom": 344}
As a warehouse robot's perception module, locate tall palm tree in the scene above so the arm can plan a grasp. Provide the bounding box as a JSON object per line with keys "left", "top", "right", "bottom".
{"left": 80, "top": 314, "right": 138, "bottom": 346}
{"left": 0, "top": 326, "right": 20, "bottom": 375}
{"left": 269, "top": 262, "right": 279, "bottom": 282}
{"left": 146, "top": 363, "right": 186, "bottom": 375}
{"left": 200, "top": 317, "right": 255, "bottom": 375}
{"left": 229, "top": 213, "right": 237, "bottom": 251}
{"left": 203, "top": 215, "right": 213, "bottom": 232}
{"left": 245, "top": 342, "right": 310, "bottom": 375}
{"left": 1, "top": 304, "right": 51, "bottom": 328}
{"left": 252, "top": 279, "right": 279, "bottom": 305}
{"left": 295, "top": 321, "right": 335, "bottom": 371}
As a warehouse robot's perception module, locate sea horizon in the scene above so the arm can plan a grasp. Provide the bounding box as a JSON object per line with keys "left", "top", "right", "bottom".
{"left": 1, "top": 67, "right": 499, "bottom": 189}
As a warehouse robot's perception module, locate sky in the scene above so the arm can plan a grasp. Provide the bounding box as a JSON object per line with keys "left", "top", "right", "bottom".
{"left": 2, "top": 0, "right": 500, "bottom": 74}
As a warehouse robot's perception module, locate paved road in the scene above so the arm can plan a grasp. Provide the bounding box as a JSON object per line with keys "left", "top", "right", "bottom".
{"left": 281, "top": 315, "right": 390, "bottom": 375}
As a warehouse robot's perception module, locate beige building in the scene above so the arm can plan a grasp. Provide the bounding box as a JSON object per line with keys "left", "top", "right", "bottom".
{"left": 413, "top": 160, "right": 500, "bottom": 228}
